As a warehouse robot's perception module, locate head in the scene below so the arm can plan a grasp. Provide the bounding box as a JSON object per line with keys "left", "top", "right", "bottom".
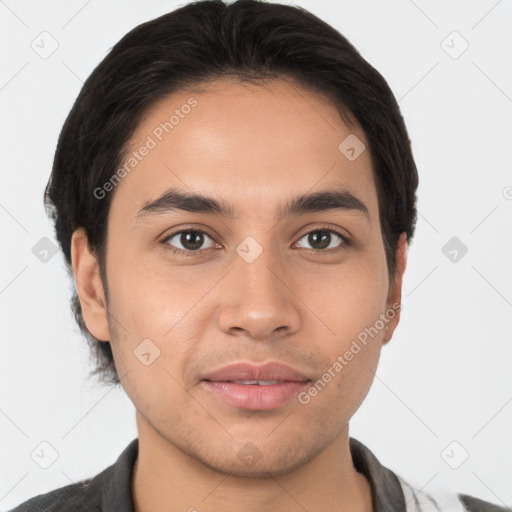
{"left": 47, "top": 0, "right": 417, "bottom": 476}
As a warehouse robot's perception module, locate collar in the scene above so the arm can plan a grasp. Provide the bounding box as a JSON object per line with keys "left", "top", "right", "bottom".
{"left": 101, "top": 437, "right": 138, "bottom": 511}
{"left": 350, "top": 437, "right": 407, "bottom": 511}
{"left": 97, "top": 437, "right": 406, "bottom": 512}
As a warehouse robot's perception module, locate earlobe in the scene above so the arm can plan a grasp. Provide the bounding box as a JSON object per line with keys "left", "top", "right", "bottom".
{"left": 70, "top": 228, "right": 111, "bottom": 341}
{"left": 383, "top": 232, "right": 408, "bottom": 344}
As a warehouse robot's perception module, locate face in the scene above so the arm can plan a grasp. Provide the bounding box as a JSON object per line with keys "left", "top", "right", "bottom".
{"left": 73, "top": 78, "right": 406, "bottom": 477}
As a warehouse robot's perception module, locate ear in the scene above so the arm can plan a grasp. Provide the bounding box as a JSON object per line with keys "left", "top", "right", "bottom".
{"left": 382, "top": 232, "right": 408, "bottom": 345}
{"left": 70, "top": 228, "right": 111, "bottom": 342}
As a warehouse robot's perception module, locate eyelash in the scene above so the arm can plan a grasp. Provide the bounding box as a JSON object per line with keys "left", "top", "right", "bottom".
{"left": 161, "top": 224, "right": 350, "bottom": 257}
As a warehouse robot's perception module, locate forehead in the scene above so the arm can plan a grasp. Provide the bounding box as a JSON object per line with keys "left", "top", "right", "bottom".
{"left": 111, "top": 78, "right": 378, "bottom": 222}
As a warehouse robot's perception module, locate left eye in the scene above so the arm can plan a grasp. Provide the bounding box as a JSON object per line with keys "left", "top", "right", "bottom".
{"left": 295, "top": 229, "right": 347, "bottom": 251}
{"left": 164, "top": 230, "right": 217, "bottom": 253}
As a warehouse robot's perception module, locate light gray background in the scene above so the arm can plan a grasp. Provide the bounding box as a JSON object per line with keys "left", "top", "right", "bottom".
{"left": 1, "top": 0, "right": 511, "bottom": 510}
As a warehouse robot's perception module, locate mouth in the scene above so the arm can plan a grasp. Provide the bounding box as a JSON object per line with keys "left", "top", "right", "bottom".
{"left": 201, "top": 380, "right": 311, "bottom": 410}
{"left": 223, "top": 380, "right": 289, "bottom": 385}
{"left": 201, "top": 362, "right": 312, "bottom": 410}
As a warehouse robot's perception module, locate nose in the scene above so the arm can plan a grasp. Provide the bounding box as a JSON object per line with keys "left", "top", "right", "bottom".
{"left": 216, "top": 243, "right": 302, "bottom": 342}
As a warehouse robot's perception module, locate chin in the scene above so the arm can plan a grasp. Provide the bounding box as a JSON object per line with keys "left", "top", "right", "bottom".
{"left": 193, "top": 438, "right": 320, "bottom": 478}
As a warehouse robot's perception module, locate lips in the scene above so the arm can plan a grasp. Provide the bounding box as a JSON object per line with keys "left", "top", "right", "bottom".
{"left": 229, "top": 380, "right": 282, "bottom": 385}
{"left": 201, "top": 362, "right": 311, "bottom": 410}
{"left": 202, "top": 361, "right": 311, "bottom": 383}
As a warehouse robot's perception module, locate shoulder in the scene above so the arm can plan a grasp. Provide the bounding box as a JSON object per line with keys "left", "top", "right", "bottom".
{"left": 6, "top": 478, "right": 99, "bottom": 512}
{"left": 458, "top": 493, "right": 511, "bottom": 512}
{"left": 398, "top": 474, "right": 510, "bottom": 512}
{"left": 7, "top": 438, "right": 138, "bottom": 512}
{"left": 349, "top": 437, "right": 510, "bottom": 512}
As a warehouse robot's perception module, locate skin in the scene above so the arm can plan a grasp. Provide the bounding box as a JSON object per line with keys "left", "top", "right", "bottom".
{"left": 71, "top": 77, "right": 407, "bottom": 512}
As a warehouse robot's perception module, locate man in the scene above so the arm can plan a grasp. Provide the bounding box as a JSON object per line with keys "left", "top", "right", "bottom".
{"left": 9, "top": 1, "right": 509, "bottom": 511}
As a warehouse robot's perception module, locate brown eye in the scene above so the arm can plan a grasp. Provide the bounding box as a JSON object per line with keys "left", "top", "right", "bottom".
{"left": 164, "top": 229, "right": 216, "bottom": 254}
{"left": 295, "top": 228, "right": 348, "bottom": 252}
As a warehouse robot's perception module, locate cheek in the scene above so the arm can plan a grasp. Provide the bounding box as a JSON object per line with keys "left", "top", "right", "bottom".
{"left": 299, "top": 328, "right": 382, "bottom": 423}
{"left": 107, "top": 257, "right": 197, "bottom": 336}
{"left": 302, "top": 258, "right": 389, "bottom": 340}
{"left": 104, "top": 260, "right": 211, "bottom": 384}
{"left": 297, "top": 258, "right": 388, "bottom": 398}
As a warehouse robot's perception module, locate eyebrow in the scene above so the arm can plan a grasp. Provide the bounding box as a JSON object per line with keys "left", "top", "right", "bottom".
{"left": 136, "top": 186, "right": 370, "bottom": 222}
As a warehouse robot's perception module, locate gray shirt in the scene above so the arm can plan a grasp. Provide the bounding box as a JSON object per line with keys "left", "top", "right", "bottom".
{"left": 8, "top": 437, "right": 510, "bottom": 511}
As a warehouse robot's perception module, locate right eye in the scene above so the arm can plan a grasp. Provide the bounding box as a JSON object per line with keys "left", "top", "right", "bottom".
{"left": 162, "top": 229, "right": 218, "bottom": 256}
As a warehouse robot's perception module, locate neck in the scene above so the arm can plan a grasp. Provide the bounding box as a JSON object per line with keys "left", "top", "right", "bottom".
{"left": 132, "top": 416, "right": 373, "bottom": 512}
